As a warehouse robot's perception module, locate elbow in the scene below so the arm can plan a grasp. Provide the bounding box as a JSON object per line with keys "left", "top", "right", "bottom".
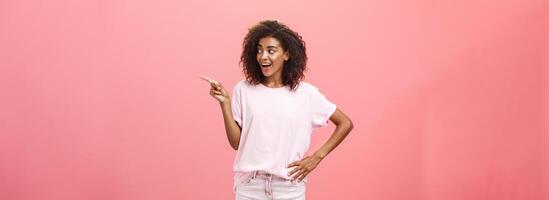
{"left": 231, "top": 141, "right": 239, "bottom": 151}
{"left": 335, "top": 119, "right": 353, "bottom": 131}
{"left": 345, "top": 119, "right": 354, "bottom": 131}
{"left": 349, "top": 120, "right": 354, "bottom": 130}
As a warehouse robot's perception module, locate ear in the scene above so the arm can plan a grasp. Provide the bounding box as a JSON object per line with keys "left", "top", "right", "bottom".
{"left": 284, "top": 51, "right": 290, "bottom": 61}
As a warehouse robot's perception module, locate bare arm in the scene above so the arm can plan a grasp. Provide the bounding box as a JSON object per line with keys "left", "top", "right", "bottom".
{"left": 220, "top": 100, "right": 242, "bottom": 150}
{"left": 287, "top": 108, "right": 354, "bottom": 182}
{"left": 200, "top": 76, "right": 242, "bottom": 150}
{"left": 313, "top": 108, "right": 354, "bottom": 159}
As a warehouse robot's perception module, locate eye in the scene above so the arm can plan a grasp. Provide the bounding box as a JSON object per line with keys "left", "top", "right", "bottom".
{"left": 268, "top": 49, "right": 275, "bottom": 54}
{"left": 257, "top": 49, "right": 263, "bottom": 54}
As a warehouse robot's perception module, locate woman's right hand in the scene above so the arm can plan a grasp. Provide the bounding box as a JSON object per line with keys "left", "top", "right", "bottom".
{"left": 200, "top": 75, "right": 229, "bottom": 103}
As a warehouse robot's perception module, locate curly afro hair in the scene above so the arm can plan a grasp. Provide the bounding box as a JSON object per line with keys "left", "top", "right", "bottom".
{"left": 240, "top": 20, "right": 307, "bottom": 91}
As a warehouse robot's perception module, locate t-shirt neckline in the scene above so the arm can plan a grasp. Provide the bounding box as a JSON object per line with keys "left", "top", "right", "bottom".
{"left": 259, "top": 82, "right": 287, "bottom": 90}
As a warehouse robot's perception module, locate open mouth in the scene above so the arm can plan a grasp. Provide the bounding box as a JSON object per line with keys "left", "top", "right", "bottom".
{"left": 261, "top": 64, "right": 272, "bottom": 68}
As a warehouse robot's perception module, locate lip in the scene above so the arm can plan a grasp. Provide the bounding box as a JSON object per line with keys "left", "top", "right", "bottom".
{"left": 261, "top": 64, "right": 272, "bottom": 72}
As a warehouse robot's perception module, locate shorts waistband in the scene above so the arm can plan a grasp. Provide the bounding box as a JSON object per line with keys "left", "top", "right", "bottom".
{"left": 250, "top": 171, "right": 287, "bottom": 181}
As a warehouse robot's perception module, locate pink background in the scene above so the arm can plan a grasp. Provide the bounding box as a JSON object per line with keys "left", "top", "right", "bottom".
{"left": 1, "top": 0, "right": 548, "bottom": 199}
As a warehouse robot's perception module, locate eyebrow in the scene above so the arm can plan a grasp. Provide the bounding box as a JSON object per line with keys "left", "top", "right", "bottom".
{"left": 257, "top": 45, "right": 279, "bottom": 49}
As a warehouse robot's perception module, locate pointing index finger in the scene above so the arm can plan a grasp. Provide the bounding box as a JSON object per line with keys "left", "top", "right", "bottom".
{"left": 199, "top": 75, "right": 219, "bottom": 85}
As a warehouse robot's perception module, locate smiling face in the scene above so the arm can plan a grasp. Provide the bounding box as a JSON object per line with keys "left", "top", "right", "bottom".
{"left": 257, "top": 36, "right": 289, "bottom": 80}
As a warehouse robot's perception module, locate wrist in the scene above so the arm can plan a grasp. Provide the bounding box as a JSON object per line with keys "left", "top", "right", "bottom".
{"left": 220, "top": 99, "right": 231, "bottom": 106}
{"left": 313, "top": 151, "right": 327, "bottom": 160}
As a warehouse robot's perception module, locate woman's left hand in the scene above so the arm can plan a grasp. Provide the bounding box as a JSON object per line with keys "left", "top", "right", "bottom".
{"left": 287, "top": 154, "right": 324, "bottom": 182}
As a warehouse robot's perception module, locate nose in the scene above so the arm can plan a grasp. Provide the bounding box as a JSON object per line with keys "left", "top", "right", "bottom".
{"left": 260, "top": 51, "right": 269, "bottom": 60}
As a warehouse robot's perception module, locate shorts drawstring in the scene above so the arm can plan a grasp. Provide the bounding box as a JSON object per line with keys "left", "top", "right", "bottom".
{"left": 251, "top": 171, "right": 274, "bottom": 199}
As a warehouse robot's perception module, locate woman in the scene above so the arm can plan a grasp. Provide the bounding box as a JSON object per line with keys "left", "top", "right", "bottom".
{"left": 201, "top": 20, "right": 353, "bottom": 200}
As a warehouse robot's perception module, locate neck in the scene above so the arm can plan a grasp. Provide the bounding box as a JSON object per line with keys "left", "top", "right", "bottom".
{"left": 263, "top": 76, "right": 283, "bottom": 88}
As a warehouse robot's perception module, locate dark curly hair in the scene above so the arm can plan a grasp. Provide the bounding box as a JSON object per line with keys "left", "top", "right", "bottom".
{"left": 240, "top": 20, "right": 307, "bottom": 91}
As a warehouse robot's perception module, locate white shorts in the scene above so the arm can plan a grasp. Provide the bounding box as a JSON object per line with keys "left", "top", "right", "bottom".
{"left": 235, "top": 171, "right": 307, "bottom": 200}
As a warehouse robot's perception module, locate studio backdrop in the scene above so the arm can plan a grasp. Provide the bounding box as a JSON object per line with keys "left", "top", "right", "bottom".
{"left": 1, "top": 0, "right": 548, "bottom": 199}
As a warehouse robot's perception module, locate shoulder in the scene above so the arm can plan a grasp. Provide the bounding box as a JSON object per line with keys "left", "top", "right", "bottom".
{"left": 297, "top": 81, "right": 320, "bottom": 93}
{"left": 233, "top": 79, "right": 256, "bottom": 92}
{"left": 233, "top": 79, "right": 248, "bottom": 89}
{"left": 234, "top": 79, "right": 246, "bottom": 87}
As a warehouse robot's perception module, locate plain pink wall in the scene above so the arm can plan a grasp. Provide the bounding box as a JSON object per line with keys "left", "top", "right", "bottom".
{"left": 541, "top": 7, "right": 549, "bottom": 198}
{"left": 1, "top": 0, "right": 547, "bottom": 199}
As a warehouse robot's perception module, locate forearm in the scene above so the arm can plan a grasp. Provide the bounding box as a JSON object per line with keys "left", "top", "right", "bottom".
{"left": 220, "top": 100, "right": 241, "bottom": 150}
{"left": 313, "top": 122, "right": 353, "bottom": 159}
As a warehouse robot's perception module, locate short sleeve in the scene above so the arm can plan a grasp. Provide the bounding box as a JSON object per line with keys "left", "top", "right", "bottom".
{"left": 231, "top": 82, "right": 243, "bottom": 127}
{"left": 309, "top": 85, "right": 337, "bottom": 129}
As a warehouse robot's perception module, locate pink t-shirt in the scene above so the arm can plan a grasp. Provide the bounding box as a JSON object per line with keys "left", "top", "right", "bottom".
{"left": 231, "top": 80, "right": 337, "bottom": 189}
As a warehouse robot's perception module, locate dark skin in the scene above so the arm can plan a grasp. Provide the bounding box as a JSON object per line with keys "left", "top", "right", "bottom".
{"left": 201, "top": 37, "right": 354, "bottom": 183}
{"left": 286, "top": 108, "right": 353, "bottom": 182}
